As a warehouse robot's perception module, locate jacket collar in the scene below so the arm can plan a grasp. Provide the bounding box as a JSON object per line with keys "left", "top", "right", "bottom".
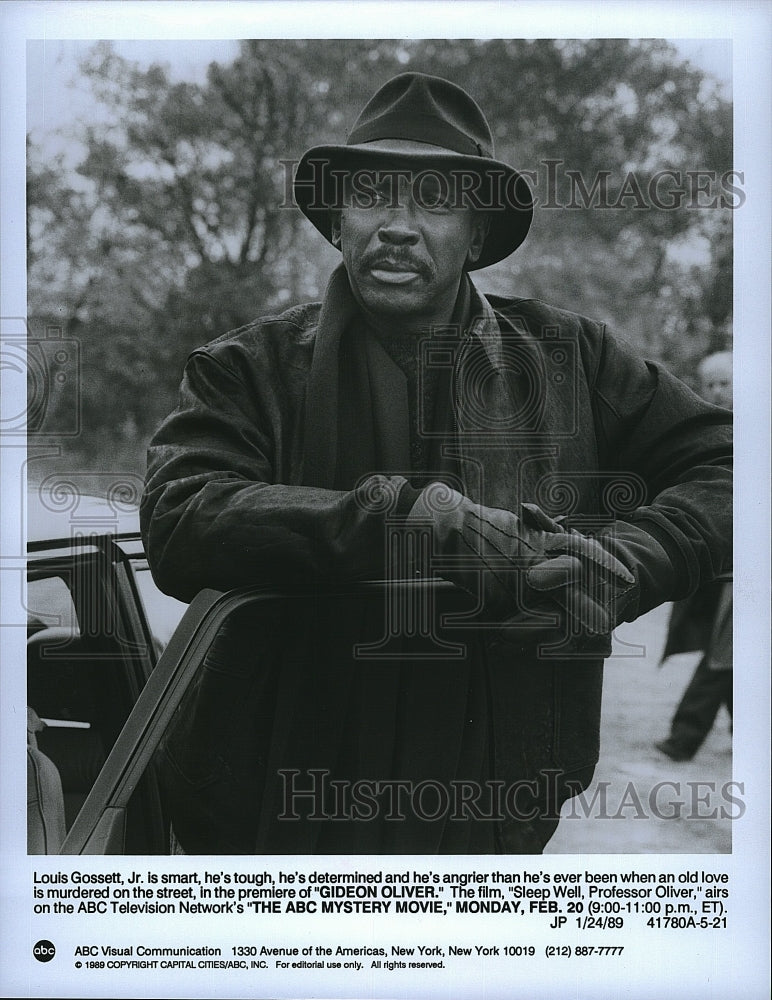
{"left": 301, "top": 264, "right": 508, "bottom": 488}
{"left": 467, "top": 280, "right": 506, "bottom": 371}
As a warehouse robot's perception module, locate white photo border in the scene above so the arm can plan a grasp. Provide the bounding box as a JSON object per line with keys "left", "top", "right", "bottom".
{"left": 2, "top": 2, "right": 769, "bottom": 998}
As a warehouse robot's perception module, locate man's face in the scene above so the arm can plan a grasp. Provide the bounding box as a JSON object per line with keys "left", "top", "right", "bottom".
{"left": 331, "top": 162, "right": 488, "bottom": 327}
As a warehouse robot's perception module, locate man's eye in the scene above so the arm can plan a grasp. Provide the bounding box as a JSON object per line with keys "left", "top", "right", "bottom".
{"left": 416, "top": 176, "right": 451, "bottom": 209}
{"left": 371, "top": 184, "right": 394, "bottom": 205}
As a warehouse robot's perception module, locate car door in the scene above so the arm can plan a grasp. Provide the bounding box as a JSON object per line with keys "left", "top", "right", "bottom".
{"left": 27, "top": 533, "right": 171, "bottom": 854}
{"left": 114, "top": 536, "right": 189, "bottom": 654}
{"left": 58, "top": 579, "right": 475, "bottom": 854}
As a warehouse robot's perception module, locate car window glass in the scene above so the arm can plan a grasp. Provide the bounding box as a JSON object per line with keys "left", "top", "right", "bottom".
{"left": 27, "top": 575, "right": 78, "bottom": 632}
{"left": 132, "top": 564, "right": 188, "bottom": 650}
{"left": 27, "top": 568, "right": 142, "bottom": 852}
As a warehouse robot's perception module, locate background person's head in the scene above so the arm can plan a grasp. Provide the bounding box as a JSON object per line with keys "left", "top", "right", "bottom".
{"left": 698, "top": 351, "right": 733, "bottom": 409}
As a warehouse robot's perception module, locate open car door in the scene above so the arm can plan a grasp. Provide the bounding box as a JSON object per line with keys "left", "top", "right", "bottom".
{"left": 59, "top": 579, "right": 478, "bottom": 855}
{"left": 59, "top": 588, "right": 228, "bottom": 854}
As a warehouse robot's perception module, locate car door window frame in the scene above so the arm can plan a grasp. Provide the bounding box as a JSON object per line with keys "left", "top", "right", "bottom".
{"left": 27, "top": 533, "right": 165, "bottom": 852}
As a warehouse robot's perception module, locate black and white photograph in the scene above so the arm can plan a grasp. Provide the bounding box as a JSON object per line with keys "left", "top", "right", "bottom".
{"left": 2, "top": 2, "right": 769, "bottom": 998}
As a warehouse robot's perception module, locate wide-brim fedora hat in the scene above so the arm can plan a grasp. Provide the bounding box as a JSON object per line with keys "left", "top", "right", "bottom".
{"left": 293, "top": 73, "right": 534, "bottom": 270}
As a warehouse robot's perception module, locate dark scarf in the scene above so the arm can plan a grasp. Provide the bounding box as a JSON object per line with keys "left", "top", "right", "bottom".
{"left": 286, "top": 266, "right": 495, "bottom": 853}
{"left": 301, "top": 264, "right": 471, "bottom": 490}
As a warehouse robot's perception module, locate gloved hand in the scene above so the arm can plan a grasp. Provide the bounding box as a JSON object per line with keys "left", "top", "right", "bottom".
{"left": 407, "top": 483, "right": 647, "bottom": 636}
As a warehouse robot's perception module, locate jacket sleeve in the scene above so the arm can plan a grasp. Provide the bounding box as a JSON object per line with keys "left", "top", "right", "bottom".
{"left": 140, "top": 350, "right": 411, "bottom": 602}
{"left": 582, "top": 325, "right": 732, "bottom": 614}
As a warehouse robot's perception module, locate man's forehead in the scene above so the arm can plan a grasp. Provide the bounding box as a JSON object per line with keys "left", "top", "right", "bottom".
{"left": 340, "top": 156, "right": 475, "bottom": 181}
{"left": 335, "top": 157, "right": 500, "bottom": 214}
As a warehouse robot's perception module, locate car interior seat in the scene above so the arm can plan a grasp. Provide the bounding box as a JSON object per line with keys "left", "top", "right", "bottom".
{"left": 27, "top": 627, "right": 108, "bottom": 836}
{"left": 27, "top": 706, "right": 66, "bottom": 854}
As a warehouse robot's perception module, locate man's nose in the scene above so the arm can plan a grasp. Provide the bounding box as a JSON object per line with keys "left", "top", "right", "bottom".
{"left": 377, "top": 178, "right": 420, "bottom": 244}
{"left": 378, "top": 214, "right": 420, "bottom": 245}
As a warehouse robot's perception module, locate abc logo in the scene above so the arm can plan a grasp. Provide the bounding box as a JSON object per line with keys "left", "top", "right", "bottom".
{"left": 33, "top": 939, "right": 55, "bottom": 963}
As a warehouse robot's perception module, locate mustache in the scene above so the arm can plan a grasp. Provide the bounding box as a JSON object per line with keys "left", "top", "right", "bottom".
{"left": 359, "top": 248, "right": 434, "bottom": 280}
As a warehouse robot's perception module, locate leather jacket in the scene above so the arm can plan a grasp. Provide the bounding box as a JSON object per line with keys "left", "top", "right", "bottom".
{"left": 141, "top": 269, "right": 732, "bottom": 853}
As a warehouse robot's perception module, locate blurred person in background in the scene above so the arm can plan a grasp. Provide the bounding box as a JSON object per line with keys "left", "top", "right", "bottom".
{"left": 656, "top": 351, "right": 733, "bottom": 762}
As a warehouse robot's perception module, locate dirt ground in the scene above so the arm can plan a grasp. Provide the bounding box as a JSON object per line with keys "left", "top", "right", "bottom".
{"left": 545, "top": 603, "right": 733, "bottom": 855}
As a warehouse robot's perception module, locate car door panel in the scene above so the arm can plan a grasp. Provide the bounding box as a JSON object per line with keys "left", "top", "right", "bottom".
{"left": 59, "top": 580, "right": 475, "bottom": 855}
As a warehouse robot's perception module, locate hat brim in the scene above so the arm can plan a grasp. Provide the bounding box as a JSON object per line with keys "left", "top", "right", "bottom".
{"left": 293, "top": 141, "right": 533, "bottom": 270}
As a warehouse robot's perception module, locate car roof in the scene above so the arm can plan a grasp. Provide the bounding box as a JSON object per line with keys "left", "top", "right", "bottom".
{"left": 27, "top": 486, "right": 141, "bottom": 545}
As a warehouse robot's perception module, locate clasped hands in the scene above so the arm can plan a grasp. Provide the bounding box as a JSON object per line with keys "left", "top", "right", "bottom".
{"left": 407, "top": 484, "right": 639, "bottom": 637}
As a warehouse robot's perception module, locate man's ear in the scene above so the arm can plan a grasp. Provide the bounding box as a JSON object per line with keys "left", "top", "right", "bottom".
{"left": 330, "top": 212, "right": 342, "bottom": 248}
{"left": 466, "top": 212, "right": 490, "bottom": 266}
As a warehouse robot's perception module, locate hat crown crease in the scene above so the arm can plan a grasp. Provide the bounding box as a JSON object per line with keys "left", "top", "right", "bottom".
{"left": 348, "top": 72, "right": 494, "bottom": 158}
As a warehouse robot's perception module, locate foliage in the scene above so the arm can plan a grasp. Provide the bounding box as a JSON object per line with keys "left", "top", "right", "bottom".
{"left": 27, "top": 39, "right": 733, "bottom": 477}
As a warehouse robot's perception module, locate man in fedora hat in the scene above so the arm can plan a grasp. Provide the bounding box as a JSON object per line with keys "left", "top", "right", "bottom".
{"left": 141, "top": 73, "right": 732, "bottom": 854}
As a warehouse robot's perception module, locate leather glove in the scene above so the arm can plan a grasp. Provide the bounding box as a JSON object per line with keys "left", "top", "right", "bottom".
{"left": 407, "top": 483, "right": 642, "bottom": 636}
